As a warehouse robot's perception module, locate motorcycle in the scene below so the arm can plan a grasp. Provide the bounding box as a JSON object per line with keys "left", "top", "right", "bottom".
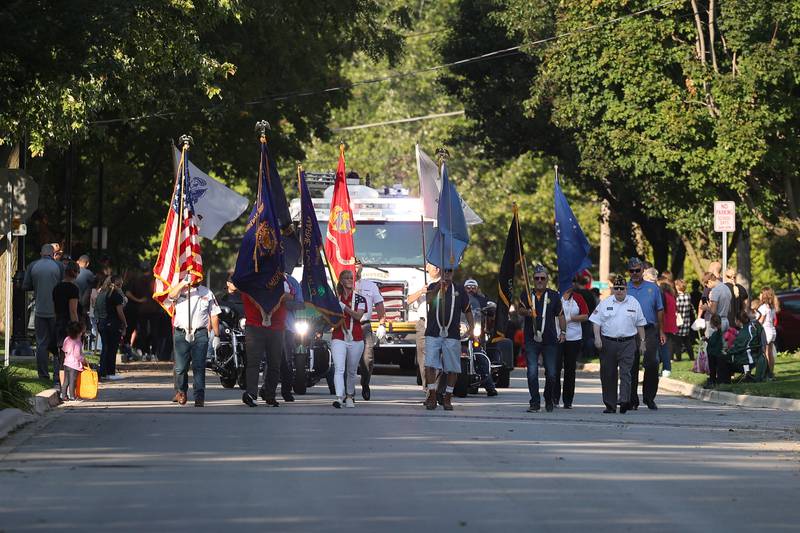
{"left": 291, "top": 315, "right": 335, "bottom": 395}
{"left": 452, "top": 304, "right": 513, "bottom": 397}
{"left": 208, "top": 305, "right": 247, "bottom": 389}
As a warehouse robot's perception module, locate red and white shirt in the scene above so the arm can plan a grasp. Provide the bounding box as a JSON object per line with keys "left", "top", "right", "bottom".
{"left": 332, "top": 292, "right": 368, "bottom": 342}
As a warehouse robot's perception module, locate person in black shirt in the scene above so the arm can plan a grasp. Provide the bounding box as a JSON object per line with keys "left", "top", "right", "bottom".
{"left": 423, "top": 269, "right": 474, "bottom": 411}
{"left": 52, "top": 261, "right": 82, "bottom": 390}
{"left": 518, "top": 265, "right": 566, "bottom": 412}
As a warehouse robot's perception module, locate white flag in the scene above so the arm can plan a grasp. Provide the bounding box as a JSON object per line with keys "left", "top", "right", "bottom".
{"left": 415, "top": 144, "right": 482, "bottom": 225}
{"left": 175, "top": 148, "right": 250, "bottom": 239}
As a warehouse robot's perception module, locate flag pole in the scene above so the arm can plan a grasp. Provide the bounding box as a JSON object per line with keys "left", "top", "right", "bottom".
{"left": 177, "top": 134, "right": 193, "bottom": 338}
{"left": 514, "top": 203, "right": 533, "bottom": 309}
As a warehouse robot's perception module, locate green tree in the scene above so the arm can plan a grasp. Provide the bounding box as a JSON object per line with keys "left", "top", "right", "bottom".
{"left": 4, "top": 1, "right": 408, "bottom": 272}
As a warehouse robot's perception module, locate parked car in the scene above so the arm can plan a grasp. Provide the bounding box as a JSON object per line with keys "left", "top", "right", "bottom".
{"left": 776, "top": 289, "right": 800, "bottom": 352}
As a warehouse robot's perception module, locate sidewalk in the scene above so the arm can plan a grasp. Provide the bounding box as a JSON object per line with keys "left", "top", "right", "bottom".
{"left": 579, "top": 362, "right": 800, "bottom": 411}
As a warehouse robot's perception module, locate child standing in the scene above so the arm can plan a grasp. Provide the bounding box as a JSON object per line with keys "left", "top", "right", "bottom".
{"left": 62, "top": 321, "right": 86, "bottom": 401}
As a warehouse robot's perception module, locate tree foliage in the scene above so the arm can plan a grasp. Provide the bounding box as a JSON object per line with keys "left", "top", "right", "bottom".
{"left": 3, "top": 0, "right": 408, "bottom": 271}
{"left": 441, "top": 0, "right": 800, "bottom": 279}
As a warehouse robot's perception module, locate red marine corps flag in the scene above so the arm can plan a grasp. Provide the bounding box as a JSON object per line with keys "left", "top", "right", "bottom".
{"left": 153, "top": 136, "right": 204, "bottom": 316}
{"left": 324, "top": 143, "right": 356, "bottom": 281}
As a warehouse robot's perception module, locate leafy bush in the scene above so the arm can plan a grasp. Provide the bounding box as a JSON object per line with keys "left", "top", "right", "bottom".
{"left": 0, "top": 365, "right": 34, "bottom": 412}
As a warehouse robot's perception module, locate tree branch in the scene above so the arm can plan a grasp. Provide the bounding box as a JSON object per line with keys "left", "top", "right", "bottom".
{"left": 708, "top": 0, "right": 719, "bottom": 73}
{"left": 690, "top": 0, "right": 707, "bottom": 66}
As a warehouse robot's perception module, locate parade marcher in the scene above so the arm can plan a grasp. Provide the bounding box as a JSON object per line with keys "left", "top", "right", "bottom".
{"left": 464, "top": 278, "right": 497, "bottom": 396}
{"left": 167, "top": 277, "right": 221, "bottom": 407}
{"left": 240, "top": 279, "right": 290, "bottom": 408}
{"left": 23, "top": 244, "right": 64, "bottom": 382}
{"left": 556, "top": 285, "right": 589, "bottom": 408}
{"left": 280, "top": 274, "right": 305, "bottom": 402}
{"left": 409, "top": 264, "right": 440, "bottom": 391}
{"left": 518, "top": 265, "right": 566, "bottom": 413}
{"left": 590, "top": 274, "right": 646, "bottom": 413}
{"left": 423, "top": 269, "right": 474, "bottom": 411}
{"left": 354, "top": 258, "right": 386, "bottom": 401}
{"left": 331, "top": 269, "right": 368, "bottom": 408}
{"left": 53, "top": 261, "right": 82, "bottom": 390}
{"left": 626, "top": 257, "right": 665, "bottom": 410}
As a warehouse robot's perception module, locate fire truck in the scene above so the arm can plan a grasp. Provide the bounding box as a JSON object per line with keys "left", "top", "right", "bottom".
{"left": 289, "top": 173, "right": 435, "bottom": 371}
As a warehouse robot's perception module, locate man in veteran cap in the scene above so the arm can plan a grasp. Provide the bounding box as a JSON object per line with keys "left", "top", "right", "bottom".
{"left": 518, "top": 265, "right": 566, "bottom": 412}
{"left": 626, "top": 257, "right": 665, "bottom": 410}
{"left": 590, "top": 273, "right": 646, "bottom": 413}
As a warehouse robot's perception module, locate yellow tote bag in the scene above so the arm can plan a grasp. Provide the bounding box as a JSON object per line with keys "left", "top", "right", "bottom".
{"left": 76, "top": 367, "right": 98, "bottom": 400}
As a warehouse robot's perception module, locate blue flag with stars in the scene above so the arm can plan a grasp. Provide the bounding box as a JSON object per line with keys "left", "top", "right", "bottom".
{"left": 299, "top": 169, "right": 342, "bottom": 326}
{"left": 555, "top": 177, "right": 591, "bottom": 293}
{"left": 231, "top": 142, "right": 285, "bottom": 317}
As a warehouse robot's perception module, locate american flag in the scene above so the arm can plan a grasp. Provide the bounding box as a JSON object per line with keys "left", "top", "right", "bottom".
{"left": 153, "top": 148, "right": 203, "bottom": 316}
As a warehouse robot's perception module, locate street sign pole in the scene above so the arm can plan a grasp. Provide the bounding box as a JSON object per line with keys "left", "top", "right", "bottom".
{"left": 714, "top": 201, "right": 736, "bottom": 281}
{"left": 722, "top": 231, "right": 727, "bottom": 285}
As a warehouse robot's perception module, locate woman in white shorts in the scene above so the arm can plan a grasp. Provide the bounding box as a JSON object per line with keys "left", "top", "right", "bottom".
{"left": 757, "top": 287, "right": 779, "bottom": 379}
{"left": 331, "top": 269, "right": 367, "bottom": 408}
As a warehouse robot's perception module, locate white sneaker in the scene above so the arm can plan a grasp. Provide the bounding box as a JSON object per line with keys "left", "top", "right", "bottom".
{"left": 107, "top": 374, "right": 125, "bottom": 381}
{"left": 662, "top": 370, "right": 671, "bottom": 378}
{"left": 345, "top": 396, "right": 355, "bottom": 408}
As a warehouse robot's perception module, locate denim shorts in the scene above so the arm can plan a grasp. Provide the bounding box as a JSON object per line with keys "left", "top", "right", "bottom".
{"left": 424, "top": 336, "right": 461, "bottom": 373}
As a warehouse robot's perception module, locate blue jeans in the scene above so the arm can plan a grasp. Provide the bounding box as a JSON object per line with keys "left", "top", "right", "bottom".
{"left": 525, "top": 339, "right": 559, "bottom": 406}
{"left": 173, "top": 328, "right": 208, "bottom": 394}
{"left": 659, "top": 339, "right": 672, "bottom": 372}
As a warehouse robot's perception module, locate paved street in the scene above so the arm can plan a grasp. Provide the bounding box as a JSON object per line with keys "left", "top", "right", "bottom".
{"left": 1, "top": 368, "right": 799, "bottom": 532}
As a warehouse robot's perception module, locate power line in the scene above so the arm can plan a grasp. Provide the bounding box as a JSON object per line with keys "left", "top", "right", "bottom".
{"left": 330, "top": 110, "right": 464, "bottom": 131}
{"left": 88, "top": 0, "right": 682, "bottom": 127}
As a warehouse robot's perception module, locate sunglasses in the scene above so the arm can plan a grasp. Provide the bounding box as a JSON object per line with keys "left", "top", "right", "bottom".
{"left": 628, "top": 268, "right": 641, "bottom": 273}
{"left": 613, "top": 286, "right": 627, "bottom": 291}
{"left": 533, "top": 276, "right": 546, "bottom": 280}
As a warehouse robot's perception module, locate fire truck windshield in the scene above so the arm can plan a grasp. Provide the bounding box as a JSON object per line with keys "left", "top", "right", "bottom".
{"left": 319, "top": 220, "right": 436, "bottom": 267}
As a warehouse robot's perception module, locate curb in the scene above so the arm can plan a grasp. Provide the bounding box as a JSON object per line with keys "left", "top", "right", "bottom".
{"left": 117, "top": 361, "right": 173, "bottom": 372}
{"left": 578, "top": 363, "right": 800, "bottom": 411}
{"left": 0, "top": 388, "right": 60, "bottom": 440}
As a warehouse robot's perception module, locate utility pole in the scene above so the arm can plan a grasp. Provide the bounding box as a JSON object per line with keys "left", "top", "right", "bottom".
{"left": 599, "top": 199, "right": 611, "bottom": 295}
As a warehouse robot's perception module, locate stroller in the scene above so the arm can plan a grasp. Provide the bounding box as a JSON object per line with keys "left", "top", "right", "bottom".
{"left": 723, "top": 319, "right": 768, "bottom": 383}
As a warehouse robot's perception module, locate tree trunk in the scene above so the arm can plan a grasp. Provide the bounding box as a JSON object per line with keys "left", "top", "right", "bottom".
{"left": 736, "top": 226, "right": 752, "bottom": 292}
{"left": 670, "top": 236, "right": 686, "bottom": 279}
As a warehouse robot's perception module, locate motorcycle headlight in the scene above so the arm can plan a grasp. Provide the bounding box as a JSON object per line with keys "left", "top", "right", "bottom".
{"left": 239, "top": 318, "right": 247, "bottom": 329}
{"left": 473, "top": 324, "right": 482, "bottom": 337}
{"left": 296, "top": 320, "right": 310, "bottom": 337}
{"left": 459, "top": 322, "right": 468, "bottom": 337}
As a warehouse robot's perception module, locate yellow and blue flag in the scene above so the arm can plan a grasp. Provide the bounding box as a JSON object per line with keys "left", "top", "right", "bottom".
{"left": 231, "top": 140, "right": 285, "bottom": 316}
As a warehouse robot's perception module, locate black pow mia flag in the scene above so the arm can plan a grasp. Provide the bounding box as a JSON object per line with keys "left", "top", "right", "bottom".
{"left": 493, "top": 207, "right": 527, "bottom": 340}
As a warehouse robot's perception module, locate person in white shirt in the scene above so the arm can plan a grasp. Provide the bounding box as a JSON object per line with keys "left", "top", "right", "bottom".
{"left": 590, "top": 274, "right": 646, "bottom": 414}
{"left": 354, "top": 258, "right": 385, "bottom": 400}
{"left": 557, "top": 286, "right": 589, "bottom": 408}
{"left": 167, "top": 278, "right": 221, "bottom": 407}
{"left": 757, "top": 287, "right": 779, "bottom": 379}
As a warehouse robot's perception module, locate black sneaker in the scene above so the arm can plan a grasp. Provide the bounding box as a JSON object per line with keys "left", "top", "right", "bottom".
{"left": 263, "top": 398, "right": 280, "bottom": 407}
{"left": 645, "top": 400, "right": 658, "bottom": 410}
{"left": 242, "top": 393, "right": 257, "bottom": 407}
{"left": 563, "top": 403, "right": 572, "bottom": 409}
{"left": 527, "top": 403, "right": 541, "bottom": 412}
{"left": 619, "top": 402, "right": 630, "bottom": 414}
{"left": 281, "top": 391, "right": 295, "bottom": 402}
{"left": 332, "top": 399, "right": 342, "bottom": 408}
{"left": 545, "top": 404, "right": 554, "bottom": 412}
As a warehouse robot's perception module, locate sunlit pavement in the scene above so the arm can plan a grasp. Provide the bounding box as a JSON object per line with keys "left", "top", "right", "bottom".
{"left": 1, "top": 368, "right": 799, "bottom": 532}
